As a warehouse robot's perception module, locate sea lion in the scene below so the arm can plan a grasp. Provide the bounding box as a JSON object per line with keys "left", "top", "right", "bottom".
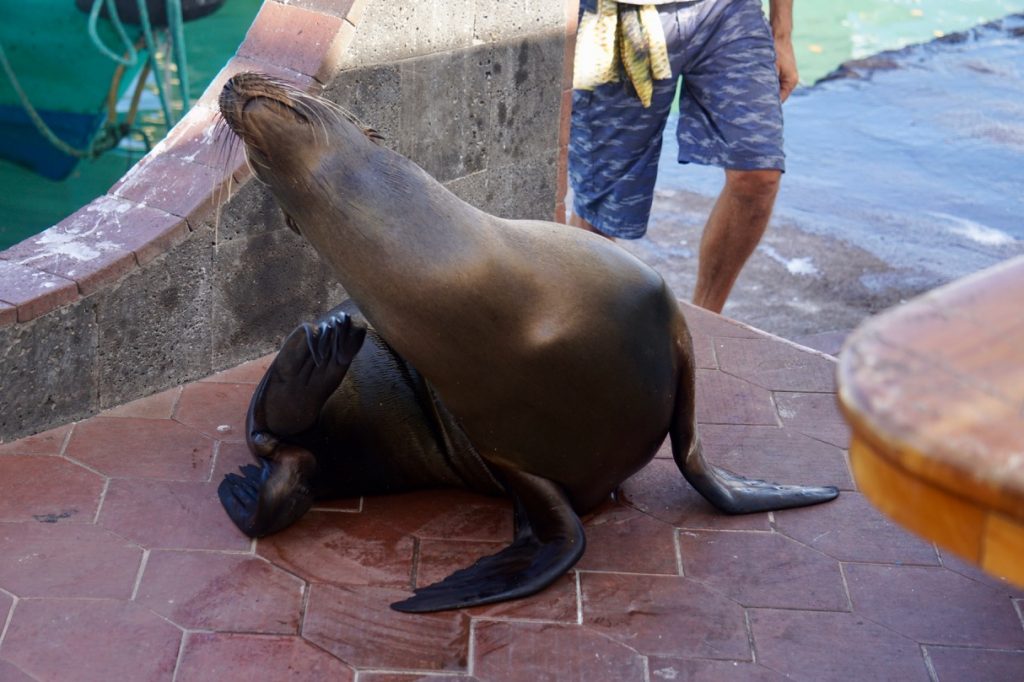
{"left": 216, "top": 72, "right": 838, "bottom": 613}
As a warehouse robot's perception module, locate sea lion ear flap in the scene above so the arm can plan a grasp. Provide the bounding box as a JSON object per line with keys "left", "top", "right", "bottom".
{"left": 284, "top": 213, "right": 302, "bottom": 236}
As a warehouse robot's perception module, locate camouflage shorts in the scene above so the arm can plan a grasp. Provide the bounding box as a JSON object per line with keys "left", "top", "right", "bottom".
{"left": 569, "top": 0, "right": 785, "bottom": 238}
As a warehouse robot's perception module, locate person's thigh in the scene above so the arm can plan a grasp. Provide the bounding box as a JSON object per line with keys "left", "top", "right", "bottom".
{"left": 676, "top": 0, "right": 785, "bottom": 171}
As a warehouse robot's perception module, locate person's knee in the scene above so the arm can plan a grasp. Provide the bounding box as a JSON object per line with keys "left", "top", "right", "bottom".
{"left": 724, "top": 169, "right": 781, "bottom": 203}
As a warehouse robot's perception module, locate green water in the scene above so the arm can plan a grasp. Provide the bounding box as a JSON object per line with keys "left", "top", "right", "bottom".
{"left": 2, "top": 0, "right": 1024, "bottom": 250}
{"left": 0, "top": 0, "right": 261, "bottom": 250}
{"left": 790, "top": 0, "right": 1024, "bottom": 83}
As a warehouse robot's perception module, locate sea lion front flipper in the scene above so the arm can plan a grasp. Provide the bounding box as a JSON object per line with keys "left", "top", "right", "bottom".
{"left": 218, "top": 446, "right": 318, "bottom": 537}
{"left": 669, "top": 363, "right": 839, "bottom": 513}
{"left": 390, "top": 467, "right": 585, "bottom": 613}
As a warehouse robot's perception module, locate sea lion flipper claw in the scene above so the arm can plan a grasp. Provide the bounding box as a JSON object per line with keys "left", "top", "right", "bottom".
{"left": 391, "top": 467, "right": 585, "bottom": 613}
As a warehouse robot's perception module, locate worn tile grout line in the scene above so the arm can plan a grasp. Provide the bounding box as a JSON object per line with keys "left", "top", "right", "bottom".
{"left": 1014, "top": 599, "right": 1024, "bottom": 632}
{"left": 839, "top": 557, "right": 856, "bottom": 606}
{"left": 919, "top": 644, "right": 941, "bottom": 682}
{"left": 672, "top": 527, "right": 685, "bottom": 577}
{"left": 640, "top": 652, "right": 651, "bottom": 682}
{"left": 130, "top": 549, "right": 151, "bottom": 601}
{"left": 204, "top": 440, "right": 222, "bottom": 484}
{"left": 58, "top": 423, "right": 75, "bottom": 456}
{"left": 0, "top": 591, "right": 17, "bottom": 649}
{"left": 91, "top": 476, "right": 111, "bottom": 525}
{"left": 466, "top": 617, "right": 477, "bottom": 678}
{"left": 170, "top": 629, "right": 191, "bottom": 682}
{"left": 575, "top": 569, "right": 583, "bottom": 625}
{"left": 743, "top": 608, "right": 758, "bottom": 664}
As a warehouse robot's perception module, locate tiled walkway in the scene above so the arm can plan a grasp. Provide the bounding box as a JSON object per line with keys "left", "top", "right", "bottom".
{"left": 0, "top": 304, "right": 1021, "bottom": 681}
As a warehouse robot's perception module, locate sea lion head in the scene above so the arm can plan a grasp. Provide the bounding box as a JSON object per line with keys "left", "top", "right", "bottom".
{"left": 218, "top": 72, "right": 383, "bottom": 237}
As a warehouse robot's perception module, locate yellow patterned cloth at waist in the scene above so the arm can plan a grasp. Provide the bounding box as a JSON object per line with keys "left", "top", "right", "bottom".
{"left": 572, "top": 0, "right": 672, "bottom": 107}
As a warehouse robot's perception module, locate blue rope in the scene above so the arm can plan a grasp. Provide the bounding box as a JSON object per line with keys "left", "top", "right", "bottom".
{"left": 87, "top": 0, "right": 139, "bottom": 66}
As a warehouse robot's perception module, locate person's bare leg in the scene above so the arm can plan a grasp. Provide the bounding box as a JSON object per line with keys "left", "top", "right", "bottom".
{"left": 692, "top": 169, "right": 781, "bottom": 313}
{"left": 569, "top": 212, "right": 615, "bottom": 241}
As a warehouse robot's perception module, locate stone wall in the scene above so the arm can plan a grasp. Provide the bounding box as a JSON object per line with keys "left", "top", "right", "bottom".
{"left": 0, "top": 0, "right": 576, "bottom": 441}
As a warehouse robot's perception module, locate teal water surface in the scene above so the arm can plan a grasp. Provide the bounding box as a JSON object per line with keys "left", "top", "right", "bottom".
{"left": 2, "top": 0, "right": 1024, "bottom": 250}
{"left": 0, "top": 0, "right": 261, "bottom": 250}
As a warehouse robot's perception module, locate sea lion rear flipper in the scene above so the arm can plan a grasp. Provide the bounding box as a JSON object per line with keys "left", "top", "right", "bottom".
{"left": 670, "top": 356, "right": 839, "bottom": 513}
{"left": 390, "top": 466, "right": 585, "bottom": 613}
{"left": 247, "top": 306, "right": 366, "bottom": 448}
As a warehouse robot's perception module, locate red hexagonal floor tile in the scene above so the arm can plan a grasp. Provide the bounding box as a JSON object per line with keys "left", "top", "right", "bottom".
{"left": 773, "top": 391, "right": 851, "bottom": 449}
{"left": 0, "top": 599, "right": 181, "bottom": 682}
{"left": 0, "top": 456, "right": 104, "bottom": 523}
{"left": 844, "top": 564, "right": 1024, "bottom": 649}
{"left": 0, "top": 522, "right": 142, "bottom": 598}
{"left": 677, "top": 530, "right": 848, "bottom": 611}
{"left": 713, "top": 337, "right": 838, "bottom": 393}
{"left": 66, "top": 417, "right": 214, "bottom": 481}
{"left": 136, "top": 550, "right": 305, "bottom": 633}
{"left": 749, "top": 608, "right": 930, "bottom": 681}
{"left": 0, "top": 659, "right": 34, "bottom": 681}
{"left": 99, "top": 479, "right": 250, "bottom": 551}
{"left": 773, "top": 492, "right": 939, "bottom": 566}
{"left": 646, "top": 657, "right": 787, "bottom": 681}
{"left": 576, "top": 504, "right": 679, "bottom": 575}
{"left": 926, "top": 645, "right": 1024, "bottom": 682}
{"left": 0, "top": 424, "right": 71, "bottom": 456}
{"left": 620, "top": 459, "right": 771, "bottom": 532}
{"left": 581, "top": 572, "right": 750, "bottom": 660}
{"left": 173, "top": 381, "right": 253, "bottom": 441}
{"left": 100, "top": 387, "right": 181, "bottom": 420}
{"left": 303, "top": 583, "right": 470, "bottom": 672}
{"left": 257, "top": 510, "right": 414, "bottom": 587}
{"left": 473, "top": 620, "right": 646, "bottom": 681}
{"left": 200, "top": 354, "right": 274, "bottom": 384}
{"left": 698, "top": 423, "right": 854, "bottom": 491}
{"left": 361, "top": 490, "right": 513, "bottom": 542}
{"left": 696, "top": 369, "right": 778, "bottom": 426}
{"left": 176, "top": 633, "right": 354, "bottom": 681}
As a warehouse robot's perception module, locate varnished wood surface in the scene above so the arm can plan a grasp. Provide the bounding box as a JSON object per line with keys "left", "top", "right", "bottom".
{"left": 838, "top": 255, "right": 1024, "bottom": 585}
